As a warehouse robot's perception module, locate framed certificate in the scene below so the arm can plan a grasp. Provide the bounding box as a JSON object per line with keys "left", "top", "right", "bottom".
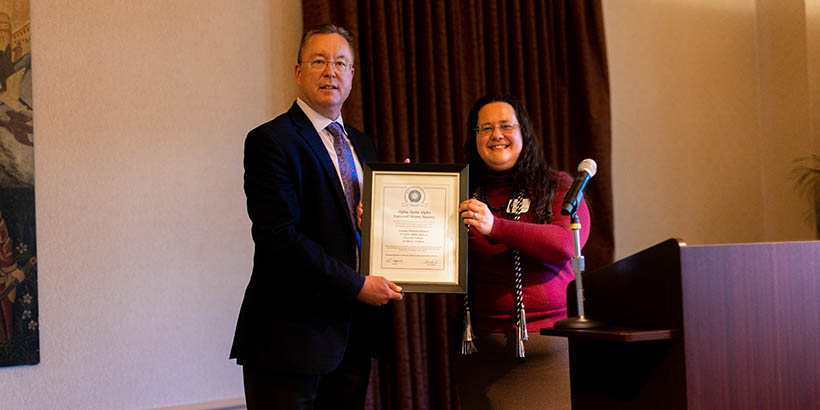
{"left": 361, "top": 162, "right": 469, "bottom": 293}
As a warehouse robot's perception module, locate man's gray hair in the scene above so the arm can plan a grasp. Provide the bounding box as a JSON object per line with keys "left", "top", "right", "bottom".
{"left": 297, "top": 24, "right": 355, "bottom": 64}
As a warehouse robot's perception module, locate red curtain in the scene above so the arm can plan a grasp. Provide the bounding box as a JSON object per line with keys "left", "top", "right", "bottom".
{"left": 303, "top": 1, "right": 612, "bottom": 408}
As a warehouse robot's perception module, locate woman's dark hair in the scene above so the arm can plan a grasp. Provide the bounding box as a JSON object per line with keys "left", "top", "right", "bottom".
{"left": 464, "top": 94, "right": 557, "bottom": 223}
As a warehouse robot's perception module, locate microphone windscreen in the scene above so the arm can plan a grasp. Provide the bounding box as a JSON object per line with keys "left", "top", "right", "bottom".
{"left": 578, "top": 159, "right": 597, "bottom": 178}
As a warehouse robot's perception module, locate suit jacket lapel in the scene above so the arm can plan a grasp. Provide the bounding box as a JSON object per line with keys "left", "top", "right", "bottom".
{"left": 287, "top": 103, "right": 354, "bottom": 227}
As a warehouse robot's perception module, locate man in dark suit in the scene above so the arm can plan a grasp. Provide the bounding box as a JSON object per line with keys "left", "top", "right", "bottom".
{"left": 230, "top": 24, "right": 404, "bottom": 409}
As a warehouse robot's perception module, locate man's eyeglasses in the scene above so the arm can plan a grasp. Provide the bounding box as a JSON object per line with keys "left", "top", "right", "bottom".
{"left": 303, "top": 58, "right": 352, "bottom": 73}
{"left": 474, "top": 123, "right": 520, "bottom": 136}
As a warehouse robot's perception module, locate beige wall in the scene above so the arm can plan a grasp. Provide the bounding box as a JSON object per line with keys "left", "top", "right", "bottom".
{"left": 3, "top": 1, "right": 301, "bottom": 409}
{"left": 604, "top": 0, "right": 819, "bottom": 259}
{"left": 809, "top": 0, "right": 820, "bottom": 154}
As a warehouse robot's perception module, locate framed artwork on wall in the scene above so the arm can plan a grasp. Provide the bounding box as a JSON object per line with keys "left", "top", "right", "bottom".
{"left": 0, "top": 0, "right": 37, "bottom": 367}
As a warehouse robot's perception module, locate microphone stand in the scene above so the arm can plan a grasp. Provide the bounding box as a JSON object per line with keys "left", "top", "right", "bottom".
{"left": 553, "top": 213, "right": 604, "bottom": 329}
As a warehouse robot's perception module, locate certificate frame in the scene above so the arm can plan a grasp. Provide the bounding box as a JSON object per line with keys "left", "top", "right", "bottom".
{"left": 361, "top": 162, "right": 469, "bottom": 293}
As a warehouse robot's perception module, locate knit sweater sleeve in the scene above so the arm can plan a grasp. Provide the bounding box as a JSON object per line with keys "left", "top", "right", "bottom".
{"left": 488, "top": 187, "right": 591, "bottom": 262}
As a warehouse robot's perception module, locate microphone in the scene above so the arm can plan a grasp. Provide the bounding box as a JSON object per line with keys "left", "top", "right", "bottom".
{"left": 561, "top": 159, "right": 597, "bottom": 216}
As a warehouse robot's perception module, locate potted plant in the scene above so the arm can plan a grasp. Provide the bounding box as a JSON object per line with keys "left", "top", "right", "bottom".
{"left": 792, "top": 154, "right": 820, "bottom": 239}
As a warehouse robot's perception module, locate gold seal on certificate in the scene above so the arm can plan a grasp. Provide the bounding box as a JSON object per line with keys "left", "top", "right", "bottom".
{"left": 361, "top": 163, "right": 468, "bottom": 293}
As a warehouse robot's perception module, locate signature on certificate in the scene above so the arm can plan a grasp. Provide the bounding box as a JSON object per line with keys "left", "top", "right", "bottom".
{"left": 385, "top": 257, "right": 404, "bottom": 265}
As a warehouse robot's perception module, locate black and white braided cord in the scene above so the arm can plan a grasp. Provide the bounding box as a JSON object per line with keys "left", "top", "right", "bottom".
{"left": 461, "top": 191, "right": 481, "bottom": 355}
{"left": 461, "top": 189, "right": 529, "bottom": 360}
{"left": 511, "top": 193, "right": 528, "bottom": 359}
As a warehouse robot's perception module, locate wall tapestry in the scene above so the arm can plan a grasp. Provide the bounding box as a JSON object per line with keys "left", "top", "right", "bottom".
{"left": 0, "top": 0, "right": 36, "bottom": 367}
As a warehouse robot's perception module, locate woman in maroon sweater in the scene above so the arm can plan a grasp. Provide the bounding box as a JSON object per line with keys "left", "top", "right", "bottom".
{"left": 454, "top": 94, "right": 590, "bottom": 410}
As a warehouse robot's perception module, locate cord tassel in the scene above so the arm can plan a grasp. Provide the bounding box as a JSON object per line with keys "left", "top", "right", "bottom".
{"left": 462, "top": 310, "right": 478, "bottom": 355}
{"left": 515, "top": 304, "right": 527, "bottom": 360}
{"left": 516, "top": 318, "right": 526, "bottom": 359}
{"left": 462, "top": 294, "right": 478, "bottom": 355}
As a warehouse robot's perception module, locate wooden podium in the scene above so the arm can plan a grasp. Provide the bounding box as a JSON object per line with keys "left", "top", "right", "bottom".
{"left": 541, "top": 239, "right": 820, "bottom": 410}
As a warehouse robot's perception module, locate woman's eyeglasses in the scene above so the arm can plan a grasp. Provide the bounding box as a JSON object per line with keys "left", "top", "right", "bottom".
{"left": 474, "top": 123, "right": 519, "bottom": 137}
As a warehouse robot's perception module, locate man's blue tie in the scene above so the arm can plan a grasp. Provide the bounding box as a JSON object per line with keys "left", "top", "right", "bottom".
{"left": 326, "top": 122, "right": 361, "bottom": 251}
